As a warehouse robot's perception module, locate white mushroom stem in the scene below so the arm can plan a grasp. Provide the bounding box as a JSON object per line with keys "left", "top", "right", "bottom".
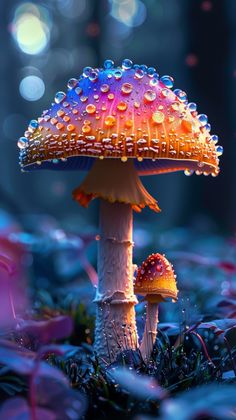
{"left": 140, "top": 298, "right": 161, "bottom": 361}
{"left": 94, "top": 200, "right": 138, "bottom": 362}
{"left": 73, "top": 159, "right": 160, "bottom": 362}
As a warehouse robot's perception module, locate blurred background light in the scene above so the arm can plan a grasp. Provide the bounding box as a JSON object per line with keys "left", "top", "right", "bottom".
{"left": 3, "top": 114, "right": 28, "bottom": 141}
{"left": 11, "top": 2, "right": 51, "bottom": 55}
{"left": 56, "top": 0, "right": 90, "bottom": 20}
{"left": 19, "top": 75, "right": 45, "bottom": 101}
{"left": 109, "top": 0, "right": 146, "bottom": 28}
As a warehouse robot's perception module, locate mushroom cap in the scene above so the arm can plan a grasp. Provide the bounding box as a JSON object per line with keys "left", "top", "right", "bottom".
{"left": 134, "top": 253, "right": 178, "bottom": 301}
{"left": 18, "top": 59, "right": 222, "bottom": 177}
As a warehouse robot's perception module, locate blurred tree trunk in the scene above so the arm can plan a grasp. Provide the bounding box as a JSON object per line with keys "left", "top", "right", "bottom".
{"left": 187, "top": 0, "right": 231, "bottom": 230}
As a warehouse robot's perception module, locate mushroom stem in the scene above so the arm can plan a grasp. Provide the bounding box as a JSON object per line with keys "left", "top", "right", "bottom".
{"left": 140, "top": 299, "right": 160, "bottom": 361}
{"left": 94, "top": 199, "right": 138, "bottom": 362}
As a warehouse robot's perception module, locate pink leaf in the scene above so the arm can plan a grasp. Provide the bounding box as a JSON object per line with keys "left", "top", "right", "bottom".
{"left": 17, "top": 316, "right": 74, "bottom": 344}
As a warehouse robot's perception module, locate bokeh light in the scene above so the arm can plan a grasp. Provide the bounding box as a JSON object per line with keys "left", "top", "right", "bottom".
{"left": 56, "top": 0, "right": 90, "bottom": 20}
{"left": 19, "top": 75, "right": 45, "bottom": 101}
{"left": 11, "top": 2, "right": 51, "bottom": 55}
{"left": 109, "top": 0, "right": 146, "bottom": 28}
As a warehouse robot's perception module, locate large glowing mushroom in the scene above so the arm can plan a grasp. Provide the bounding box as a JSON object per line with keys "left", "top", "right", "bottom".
{"left": 18, "top": 59, "right": 222, "bottom": 362}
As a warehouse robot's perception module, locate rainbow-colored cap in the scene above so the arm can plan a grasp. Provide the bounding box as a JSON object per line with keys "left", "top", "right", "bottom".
{"left": 18, "top": 59, "right": 222, "bottom": 177}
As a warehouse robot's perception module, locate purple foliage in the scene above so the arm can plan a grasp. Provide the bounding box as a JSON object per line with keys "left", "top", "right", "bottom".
{"left": 160, "top": 384, "right": 236, "bottom": 420}
{"left": 16, "top": 316, "right": 74, "bottom": 344}
{"left": 0, "top": 340, "right": 67, "bottom": 382}
{"left": 0, "top": 398, "right": 55, "bottom": 420}
{"left": 108, "top": 367, "right": 167, "bottom": 400}
{"left": 197, "top": 319, "right": 236, "bottom": 336}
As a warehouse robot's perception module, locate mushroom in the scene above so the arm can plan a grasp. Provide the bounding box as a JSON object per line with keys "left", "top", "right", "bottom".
{"left": 134, "top": 253, "right": 178, "bottom": 361}
{"left": 18, "top": 59, "right": 222, "bottom": 362}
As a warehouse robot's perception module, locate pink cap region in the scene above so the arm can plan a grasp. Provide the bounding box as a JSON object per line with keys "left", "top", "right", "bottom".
{"left": 18, "top": 59, "right": 222, "bottom": 177}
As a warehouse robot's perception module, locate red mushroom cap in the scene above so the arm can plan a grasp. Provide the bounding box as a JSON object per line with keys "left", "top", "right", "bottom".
{"left": 134, "top": 253, "right": 178, "bottom": 302}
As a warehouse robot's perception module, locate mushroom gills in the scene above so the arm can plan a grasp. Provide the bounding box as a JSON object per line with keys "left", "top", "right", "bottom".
{"left": 73, "top": 159, "right": 161, "bottom": 212}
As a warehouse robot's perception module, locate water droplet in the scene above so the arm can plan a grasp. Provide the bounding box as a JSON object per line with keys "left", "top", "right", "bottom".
{"left": 171, "top": 102, "right": 180, "bottom": 111}
{"left": 104, "top": 59, "right": 114, "bottom": 69}
{"left": 160, "top": 75, "right": 174, "bottom": 88}
{"left": 108, "top": 93, "right": 114, "bottom": 100}
{"left": 50, "top": 117, "right": 57, "bottom": 125}
{"left": 75, "top": 87, "right": 82, "bottom": 95}
{"left": 216, "top": 145, "right": 223, "bottom": 155}
{"left": 197, "top": 114, "right": 208, "bottom": 126}
{"left": 114, "top": 69, "right": 123, "bottom": 79}
{"left": 104, "top": 115, "right": 116, "bottom": 127}
{"left": 83, "top": 66, "right": 93, "bottom": 77}
{"left": 205, "top": 123, "right": 211, "bottom": 132}
{"left": 89, "top": 71, "right": 98, "bottom": 82}
{"left": 187, "top": 102, "right": 197, "bottom": 112}
{"left": 17, "top": 136, "right": 28, "bottom": 149}
{"left": 152, "top": 111, "right": 165, "bottom": 124}
{"left": 150, "top": 77, "right": 159, "bottom": 87}
{"left": 122, "top": 59, "right": 133, "bottom": 70}
{"left": 56, "top": 122, "right": 64, "bottom": 130}
{"left": 101, "top": 84, "right": 110, "bottom": 93}
{"left": 211, "top": 134, "right": 218, "bottom": 143}
{"left": 80, "top": 96, "right": 88, "bottom": 102}
{"left": 121, "top": 82, "right": 133, "bottom": 94}
{"left": 82, "top": 125, "right": 91, "bottom": 134}
{"left": 147, "top": 67, "right": 156, "bottom": 77}
{"left": 125, "top": 119, "right": 133, "bottom": 128}
{"left": 134, "top": 68, "right": 144, "bottom": 79}
{"left": 134, "top": 101, "right": 140, "bottom": 108}
{"left": 55, "top": 91, "right": 66, "bottom": 104}
{"left": 117, "top": 101, "right": 127, "bottom": 111}
{"left": 184, "top": 169, "right": 194, "bottom": 176}
{"left": 29, "top": 119, "right": 38, "bottom": 130}
{"left": 67, "top": 78, "right": 78, "bottom": 89}
{"left": 86, "top": 104, "right": 96, "bottom": 114}
{"left": 67, "top": 124, "right": 75, "bottom": 132}
{"left": 140, "top": 64, "right": 148, "bottom": 73}
{"left": 174, "top": 89, "right": 187, "bottom": 102}
{"left": 161, "top": 89, "right": 169, "bottom": 98}
{"left": 57, "top": 109, "right": 65, "bottom": 117}
{"left": 144, "top": 90, "right": 156, "bottom": 102}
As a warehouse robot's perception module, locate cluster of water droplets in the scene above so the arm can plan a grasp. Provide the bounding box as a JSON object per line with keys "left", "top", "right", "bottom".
{"left": 18, "top": 58, "right": 223, "bottom": 177}
{"left": 17, "top": 119, "right": 39, "bottom": 150}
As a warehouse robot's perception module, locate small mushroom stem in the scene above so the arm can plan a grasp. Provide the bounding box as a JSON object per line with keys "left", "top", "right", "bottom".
{"left": 94, "top": 199, "right": 138, "bottom": 362}
{"left": 140, "top": 297, "right": 162, "bottom": 361}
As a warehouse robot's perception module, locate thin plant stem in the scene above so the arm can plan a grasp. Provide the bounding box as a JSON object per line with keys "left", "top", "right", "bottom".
{"left": 190, "top": 331, "right": 216, "bottom": 368}
{"left": 7, "top": 277, "right": 16, "bottom": 321}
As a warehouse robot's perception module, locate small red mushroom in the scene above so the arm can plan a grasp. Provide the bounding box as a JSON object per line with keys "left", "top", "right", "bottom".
{"left": 134, "top": 253, "right": 178, "bottom": 361}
